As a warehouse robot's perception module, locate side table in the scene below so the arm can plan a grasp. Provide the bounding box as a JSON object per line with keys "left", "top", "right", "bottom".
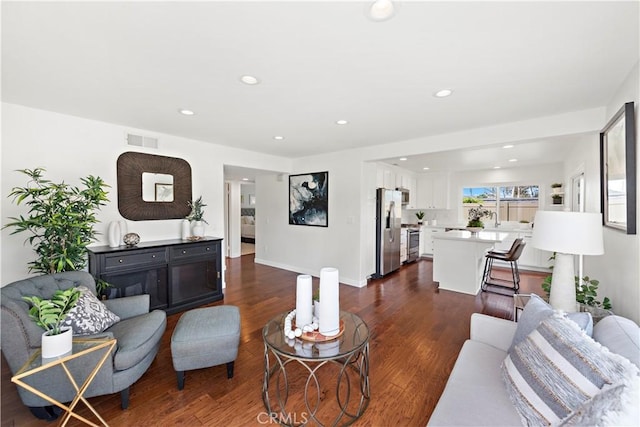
{"left": 11, "top": 338, "right": 117, "bottom": 426}
{"left": 513, "top": 294, "right": 613, "bottom": 324}
{"left": 262, "top": 310, "right": 370, "bottom": 426}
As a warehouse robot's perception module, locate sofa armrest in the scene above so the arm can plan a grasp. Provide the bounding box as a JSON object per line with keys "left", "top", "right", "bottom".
{"left": 470, "top": 313, "right": 517, "bottom": 352}
{"left": 103, "top": 295, "right": 150, "bottom": 320}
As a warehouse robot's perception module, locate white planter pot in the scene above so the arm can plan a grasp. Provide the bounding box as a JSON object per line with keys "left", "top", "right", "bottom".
{"left": 41, "top": 327, "right": 73, "bottom": 359}
{"left": 192, "top": 221, "right": 205, "bottom": 237}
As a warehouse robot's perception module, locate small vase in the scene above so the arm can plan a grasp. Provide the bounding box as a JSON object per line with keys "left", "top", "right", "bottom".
{"left": 108, "top": 221, "right": 121, "bottom": 247}
{"left": 41, "top": 327, "right": 73, "bottom": 359}
{"left": 181, "top": 219, "right": 191, "bottom": 240}
{"left": 192, "top": 221, "right": 205, "bottom": 237}
{"left": 118, "top": 220, "right": 128, "bottom": 244}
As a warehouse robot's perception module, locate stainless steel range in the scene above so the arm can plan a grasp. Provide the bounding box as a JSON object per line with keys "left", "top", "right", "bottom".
{"left": 405, "top": 228, "right": 420, "bottom": 263}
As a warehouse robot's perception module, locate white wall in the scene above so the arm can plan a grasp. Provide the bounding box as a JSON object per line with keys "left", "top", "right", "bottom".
{"left": 241, "top": 184, "right": 256, "bottom": 208}
{"left": 584, "top": 62, "right": 640, "bottom": 324}
{"left": 254, "top": 152, "right": 367, "bottom": 287}
{"left": 1, "top": 103, "right": 292, "bottom": 285}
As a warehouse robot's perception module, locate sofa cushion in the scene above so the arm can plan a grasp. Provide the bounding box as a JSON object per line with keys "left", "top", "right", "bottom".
{"left": 427, "top": 340, "right": 521, "bottom": 426}
{"left": 502, "top": 313, "right": 639, "bottom": 426}
{"left": 593, "top": 315, "right": 640, "bottom": 369}
{"left": 61, "top": 286, "right": 120, "bottom": 335}
{"left": 107, "top": 309, "right": 166, "bottom": 371}
{"left": 509, "top": 293, "right": 592, "bottom": 353}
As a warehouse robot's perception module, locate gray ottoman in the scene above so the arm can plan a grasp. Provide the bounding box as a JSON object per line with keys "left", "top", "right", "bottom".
{"left": 171, "top": 305, "right": 241, "bottom": 390}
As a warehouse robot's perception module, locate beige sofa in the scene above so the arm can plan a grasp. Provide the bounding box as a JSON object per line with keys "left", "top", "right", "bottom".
{"left": 428, "top": 307, "right": 640, "bottom": 426}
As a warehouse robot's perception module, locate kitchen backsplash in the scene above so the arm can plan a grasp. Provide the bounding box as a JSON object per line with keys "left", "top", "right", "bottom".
{"left": 402, "top": 208, "right": 456, "bottom": 225}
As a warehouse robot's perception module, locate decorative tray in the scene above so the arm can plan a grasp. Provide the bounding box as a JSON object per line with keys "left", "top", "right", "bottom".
{"left": 296, "top": 320, "right": 345, "bottom": 342}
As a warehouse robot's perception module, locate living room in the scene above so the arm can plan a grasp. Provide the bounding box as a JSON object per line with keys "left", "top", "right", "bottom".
{"left": 1, "top": 1, "right": 639, "bottom": 425}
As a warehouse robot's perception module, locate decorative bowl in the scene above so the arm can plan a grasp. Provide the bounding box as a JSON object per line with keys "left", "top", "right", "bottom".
{"left": 466, "top": 226, "right": 483, "bottom": 234}
{"left": 123, "top": 232, "right": 140, "bottom": 246}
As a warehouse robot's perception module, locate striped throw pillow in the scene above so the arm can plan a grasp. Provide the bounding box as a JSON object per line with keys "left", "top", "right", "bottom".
{"left": 502, "top": 313, "right": 639, "bottom": 425}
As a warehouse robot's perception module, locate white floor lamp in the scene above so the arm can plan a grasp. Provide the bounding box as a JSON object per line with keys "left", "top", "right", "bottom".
{"left": 531, "top": 211, "right": 604, "bottom": 312}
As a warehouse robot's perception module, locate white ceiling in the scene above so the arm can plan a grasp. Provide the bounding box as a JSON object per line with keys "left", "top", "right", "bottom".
{"left": 3, "top": 1, "right": 639, "bottom": 177}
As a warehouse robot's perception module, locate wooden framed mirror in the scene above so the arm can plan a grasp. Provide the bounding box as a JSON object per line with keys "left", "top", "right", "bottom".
{"left": 117, "top": 152, "right": 192, "bottom": 220}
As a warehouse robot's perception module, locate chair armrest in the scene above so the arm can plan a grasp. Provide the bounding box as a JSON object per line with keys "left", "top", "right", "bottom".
{"left": 469, "top": 313, "right": 517, "bottom": 352}
{"left": 103, "top": 295, "right": 150, "bottom": 320}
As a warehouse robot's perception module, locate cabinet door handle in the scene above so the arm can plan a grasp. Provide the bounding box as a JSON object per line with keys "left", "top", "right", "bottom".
{"left": 206, "top": 247, "right": 210, "bottom": 251}
{"left": 119, "top": 259, "right": 123, "bottom": 263}
{"left": 182, "top": 250, "right": 187, "bottom": 254}
{"left": 152, "top": 255, "right": 156, "bottom": 258}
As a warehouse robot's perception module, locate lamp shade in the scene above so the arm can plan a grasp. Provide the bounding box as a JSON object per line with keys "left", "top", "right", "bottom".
{"left": 531, "top": 211, "right": 604, "bottom": 255}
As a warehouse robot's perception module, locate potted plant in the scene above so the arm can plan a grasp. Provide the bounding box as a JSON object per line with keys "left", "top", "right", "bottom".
{"left": 551, "top": 194, "right": 563, "bottom": 205}
{"left": 551, "top": 182, "right": 563, "bottom": 194}
{"left": 4, "top": 168, "right": 109, "bottom": 274}
{"left": 23, "top": 288, "right": 81, "bottom": 358}
{"left": 415, "top": 211, "right": 425, "bottom": 225}
{"left": 186, "top": 196, "right": 208, "bottom": 237}
{"left": 467, "top": 205, "right": 494, "bottom": 232}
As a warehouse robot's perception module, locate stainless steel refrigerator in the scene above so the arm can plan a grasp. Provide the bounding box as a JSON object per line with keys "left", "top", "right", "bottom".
{"left": 374, "top": 188, "right": 402, "bottom": 278}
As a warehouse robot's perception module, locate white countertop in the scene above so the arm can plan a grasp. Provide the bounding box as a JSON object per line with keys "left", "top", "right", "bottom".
{"left": 433, "top": 230, "right": 509, "bottom": 243}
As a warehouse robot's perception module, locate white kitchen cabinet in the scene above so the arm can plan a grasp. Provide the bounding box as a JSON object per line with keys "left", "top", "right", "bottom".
{"left": 417, "top": 172, "right": 450, "bottom": 209}
{"left": 420, "top": 226, "right": 439, "bottom": 255}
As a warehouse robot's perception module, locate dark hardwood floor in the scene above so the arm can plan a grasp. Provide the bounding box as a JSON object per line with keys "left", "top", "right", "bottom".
{"left": 1, "top": 256, "right": 547, "bottom": 427}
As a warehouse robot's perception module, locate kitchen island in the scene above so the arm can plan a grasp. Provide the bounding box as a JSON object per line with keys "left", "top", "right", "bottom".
{"left": 433, "top": 230, "right": 508, "bottom": 295}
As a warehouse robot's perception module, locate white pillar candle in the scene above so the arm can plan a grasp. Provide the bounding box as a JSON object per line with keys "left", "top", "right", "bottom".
{"left": 296, "top": 275, "right": 313, "bottom": 327}
{"left": 318, "top": 267, "right": 340, "bottom": 336}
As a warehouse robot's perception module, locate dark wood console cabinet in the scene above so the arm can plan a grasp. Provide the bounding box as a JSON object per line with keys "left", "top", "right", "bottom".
{"left": 87, "top": 237, "right": 223, "bottom": 315}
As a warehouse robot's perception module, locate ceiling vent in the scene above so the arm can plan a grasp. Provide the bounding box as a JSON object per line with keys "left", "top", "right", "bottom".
{"left": 126, "top": 133, "right": 158, "bottom": 149}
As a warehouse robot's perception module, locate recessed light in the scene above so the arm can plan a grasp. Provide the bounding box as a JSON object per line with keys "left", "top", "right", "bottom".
{"left": 240, "top": 75, "right": 260, "bottom": 85}
{"left": 178, "top": 109, "right": 195, "bottom": 116}
{"left": 242, "top": 178, "right": 249, "bottom": 181}
{"left": 273, "top": 136, "right": 284, "bottom": 140}
{"left": 503, "top": 144, "right": 514, "bottom": 149}
{"left": 509, "top": 158, "right": 518, "bottom": 162}
{"left": 423, "top": 167, "right": 430, "bottom": 170}
{"left": 399, "top": 157, "right": 407, "bottom": 161}
{"left": 368, "top": 0, "right": 396, "bottom": 22}
{"left": 493, "top": 166, "right": 501, "bottom": 169}
{"left": 336, "top": 120, "right": 349, "bottom": 125}
{"left": 434, "top": 89, "right": 453, "bottom": 98}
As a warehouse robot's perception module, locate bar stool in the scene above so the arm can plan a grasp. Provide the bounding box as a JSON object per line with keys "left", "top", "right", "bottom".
{"left": 481, "top": 238, "right": 525, "bottom": 293}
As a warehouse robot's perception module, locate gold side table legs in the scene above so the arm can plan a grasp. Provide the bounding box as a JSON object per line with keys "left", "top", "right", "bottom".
{"left": 12, "top": 339, "right": 117, "bottom": 427}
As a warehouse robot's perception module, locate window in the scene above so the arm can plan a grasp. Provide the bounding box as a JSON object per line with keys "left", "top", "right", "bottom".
{"left": 462, "top": 185, "right": 539, "bottom": 224}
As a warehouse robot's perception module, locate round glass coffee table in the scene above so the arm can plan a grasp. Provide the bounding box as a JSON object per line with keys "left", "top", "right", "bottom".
{"left": 262, "top": 310, "right": 370, "bottom": 426}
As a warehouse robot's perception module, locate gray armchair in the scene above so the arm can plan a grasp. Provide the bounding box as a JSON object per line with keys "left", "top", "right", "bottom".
{"left": 1, "top": 271, "right": 167, "bottom": 420}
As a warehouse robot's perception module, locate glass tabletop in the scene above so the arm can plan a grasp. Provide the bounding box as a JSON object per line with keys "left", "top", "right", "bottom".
{"left": 263, "top": 310, "right": 369, "bottom": 360}
{"left": 15, "top": 338, "right": 116, "bottom": 376}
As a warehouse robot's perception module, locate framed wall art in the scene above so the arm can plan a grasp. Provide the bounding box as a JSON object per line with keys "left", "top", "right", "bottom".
{"left": 289, "top": 171, "right": 328, "bottom": 227}
{"left": 600, "top": 101, "right": 636, "bottom": 234}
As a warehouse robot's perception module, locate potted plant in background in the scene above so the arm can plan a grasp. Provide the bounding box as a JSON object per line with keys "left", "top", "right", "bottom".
{"left": 23, "top": 288, "right": 81, "bottom": 358}
{"left": 415, "top": 211, "right": 425, "bottom": 225}
{"left": 466, "top": 205, "right": 494, "bottom": 233}
{"left": 551, "top": 182, "right": 563, "bottom": 194}
{"left": 551, "top": 193, "right": 563, "bottom": 205}
{"left": 187, "top": 196, "right": 208, "bottom": 238}
{"left": 4, "top": 168, "right": 109, "bottom": 274}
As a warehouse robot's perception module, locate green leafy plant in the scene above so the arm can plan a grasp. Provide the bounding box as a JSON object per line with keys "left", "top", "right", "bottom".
{"left": 4, "top": 168, "right": 109, "bottom": 274}
{"left": 467, "top": 205, "right": 494, "bottom": 227}
{"left": 23, "top": 288, "right": 81, "bottom": 335}
{"left": 463, "top": 196, "right": 481, "bottom": 204}
{"left": 551, "top": 183, "right": 563, "bottom": 188}
{"left": 186, "top": 196, "right": 208, "bottom": 224}
{"left": 415, "top": 211, "right": 425, "bottom": 221}
{"left": 551, "top": 194, "right": 563, "bottom": 199}
{"left": 95, "top": 278, "right": 113, "bottom": 299}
